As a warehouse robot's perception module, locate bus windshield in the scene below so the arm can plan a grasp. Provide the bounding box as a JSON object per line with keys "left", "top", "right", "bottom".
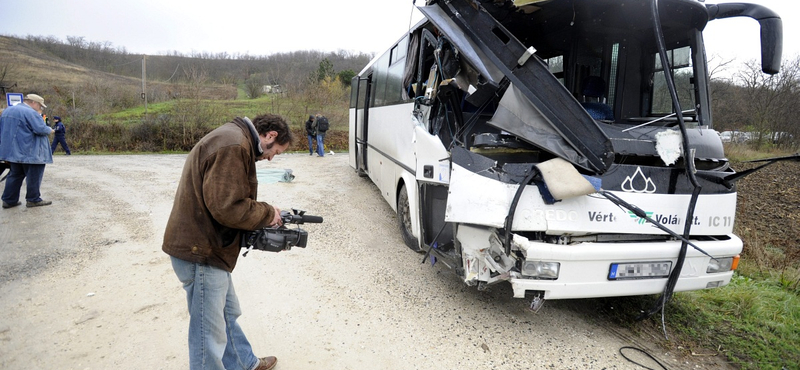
{"left": 497, "top": 0, "right": 712, "bottom": 126}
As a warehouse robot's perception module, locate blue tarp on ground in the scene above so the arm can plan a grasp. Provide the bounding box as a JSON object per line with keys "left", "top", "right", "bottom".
{"left": 256, "top": 168, "right": 294, "bottom": 184}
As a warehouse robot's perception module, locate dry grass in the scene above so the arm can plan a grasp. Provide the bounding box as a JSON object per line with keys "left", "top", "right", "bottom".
{"left": 723, "top": 142, "right": 798, "bottom": 162}
{"left": 1, "top": 36, "right": 236, "bottom": 120}
{"left": 0, "top": 37, "right": 140, "bottom": 90}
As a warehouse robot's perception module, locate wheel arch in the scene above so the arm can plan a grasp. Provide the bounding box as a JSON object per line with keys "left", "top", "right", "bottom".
{"left": 396, "top": 173, "right": 422, "bottom": 250}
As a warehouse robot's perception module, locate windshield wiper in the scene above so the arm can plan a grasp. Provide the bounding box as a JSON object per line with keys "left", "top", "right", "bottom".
{"left": 622, "top": 109, "right": 695, "bottom": 132}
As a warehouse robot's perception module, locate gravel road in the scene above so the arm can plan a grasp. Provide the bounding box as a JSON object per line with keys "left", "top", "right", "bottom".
{"left": 0, "top": 153, "right": 732, "bottom": 369}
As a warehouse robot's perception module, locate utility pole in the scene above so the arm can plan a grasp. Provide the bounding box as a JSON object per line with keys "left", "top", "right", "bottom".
{"left": 141, "top": 54, "right": 148, "bottom": 118}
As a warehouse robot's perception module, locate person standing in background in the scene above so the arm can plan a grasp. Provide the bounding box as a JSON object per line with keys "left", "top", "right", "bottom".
{"left": 314, "top": 113, "right": 329, "bottom": 157}
{"left": 50, "top": 116, "right": 71, "bottom": 155}
{"left": 305, "top": 114, "right": 316, "bottom": 156}
{"left": 0, "top": 94, "right": 54, "bottom": 208}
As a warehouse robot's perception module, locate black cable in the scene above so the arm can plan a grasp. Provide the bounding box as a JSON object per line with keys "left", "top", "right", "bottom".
{"left": 503, "top": 165, "right": 541, "bottom": 255}
{"left": 421, "top": 221, "right": 449, "bottom": 265}
{"left": 638, "top": 0, "right": 704, "bottom": 328}
{"left": 619, "top": 346, "right": 669, "bottom": 370}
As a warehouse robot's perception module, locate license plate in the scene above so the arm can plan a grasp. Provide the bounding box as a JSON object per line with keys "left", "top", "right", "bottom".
{"left": 608, "top": 261, "right": 672, "bottom": 280}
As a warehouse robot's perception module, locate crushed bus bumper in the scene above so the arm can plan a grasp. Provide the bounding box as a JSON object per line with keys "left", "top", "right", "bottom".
{"left": 457, "top": 224, "right": 742, "bottom": 299}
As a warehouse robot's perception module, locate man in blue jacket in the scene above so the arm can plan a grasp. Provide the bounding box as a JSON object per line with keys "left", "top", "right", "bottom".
{"left": 50, "top": 116, "right": 71, "bottom": 155}
{"left": 0, "top": 94, "right": 55, "bottom": 208}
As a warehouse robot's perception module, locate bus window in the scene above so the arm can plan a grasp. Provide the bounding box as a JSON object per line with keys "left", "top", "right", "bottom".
{"left": 390, "top": 37, "right": 408, "bottom": 66}
{"left": 386, "top": 53, "right": 407, "bottom": 104}
{"left": 543, "top": 55, "right": 564, "bottom": 85}
{"left": 386, "top": 37, "right": 410, "bottom": 104}
{"left": 651, "top": 46, "right": 694, "bottom": 115}
{"left": 608, "top": 43, "right": 619, "bottom": 108}
{"left": 372, "top": 52, "right": 390, "bottom": 107}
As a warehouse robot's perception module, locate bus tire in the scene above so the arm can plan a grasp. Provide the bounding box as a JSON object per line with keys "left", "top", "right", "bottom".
{"left": 397, "top": 184, "right": 421, "bottom": 252}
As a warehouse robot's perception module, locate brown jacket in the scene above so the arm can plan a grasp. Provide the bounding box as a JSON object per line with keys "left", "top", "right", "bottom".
{"left": 162, "top": 118, "right": 275, "bottom": 272}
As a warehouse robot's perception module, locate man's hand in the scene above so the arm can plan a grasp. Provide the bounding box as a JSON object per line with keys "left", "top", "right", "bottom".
{"left": 270, "top": 206, "right": 283, "bottom": 227}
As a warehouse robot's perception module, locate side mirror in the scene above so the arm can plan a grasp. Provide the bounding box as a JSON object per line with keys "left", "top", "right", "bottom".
{"left": 706, "top": 3, "right": 783, "bottom": 75}
{"left": 758, "top": 17, "right": 782, "bottom": 75}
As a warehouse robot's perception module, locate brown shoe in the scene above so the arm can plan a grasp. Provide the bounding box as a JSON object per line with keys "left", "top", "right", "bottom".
{"left": 253, "top": 356, "right": 277, "bottom": 370}
{"left": 26, "top": 200, "right": 52, "bottom": 207}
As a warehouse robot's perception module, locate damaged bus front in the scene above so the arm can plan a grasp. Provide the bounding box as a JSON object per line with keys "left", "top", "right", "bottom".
{"left": 348, "top": 0, "right": 782, "bottom": 305}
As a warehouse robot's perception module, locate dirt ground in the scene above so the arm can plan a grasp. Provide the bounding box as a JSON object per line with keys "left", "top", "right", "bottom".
{"left": 2, "top": 152, "right": 786, "bottom": 370}
{"left": 734, "top": 160, "right": 800, "bottom": 259}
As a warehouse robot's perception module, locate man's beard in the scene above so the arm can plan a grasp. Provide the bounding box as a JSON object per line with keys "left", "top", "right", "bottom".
{"left": 257, "top": 141, "right": 274, "bottom": 161}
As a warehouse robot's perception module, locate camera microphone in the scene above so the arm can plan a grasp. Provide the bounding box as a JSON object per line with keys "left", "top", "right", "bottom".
{"left": 281, "top": 210, "right": 323, "bottom": 224}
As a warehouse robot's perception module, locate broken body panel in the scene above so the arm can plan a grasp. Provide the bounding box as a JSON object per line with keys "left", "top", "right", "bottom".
{"left": 348, "top": 0, "right": 782, "bottom": 300}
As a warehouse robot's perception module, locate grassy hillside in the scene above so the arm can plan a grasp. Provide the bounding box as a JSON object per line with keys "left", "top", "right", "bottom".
{"left": 0, "top": 36, "right": 139, "bottom": 88}
{"left": 0, "top": 35, "right": 351, "bottom": 153}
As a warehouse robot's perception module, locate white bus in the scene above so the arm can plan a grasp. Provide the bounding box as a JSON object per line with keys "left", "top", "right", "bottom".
{"left": 348, "top": 0, "right": 782, "bottom": 308}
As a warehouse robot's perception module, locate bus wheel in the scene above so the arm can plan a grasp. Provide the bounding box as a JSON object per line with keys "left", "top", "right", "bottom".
{"left": 397, "top": 184, "right": 421, "bottom": 252}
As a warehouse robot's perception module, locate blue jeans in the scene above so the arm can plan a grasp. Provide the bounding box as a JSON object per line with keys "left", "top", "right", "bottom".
{"left": 307, "top": 134, "right": 315, "bottom": 154}
{"left": 316, "top": 134, "right": 325, "bottom": 156}
{"left": 171, "top": 257, "right": 259, "bottom": 370}
{"left": 2, "top": 162, "right": 46, "bottom": 204}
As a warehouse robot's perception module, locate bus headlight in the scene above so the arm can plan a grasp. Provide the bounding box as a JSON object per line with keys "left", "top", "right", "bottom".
{"left": 707, "top": 256, "right": 736, "bottom": 273}
{"left": 522, "top": 261, "right": 560, "bottom": 280}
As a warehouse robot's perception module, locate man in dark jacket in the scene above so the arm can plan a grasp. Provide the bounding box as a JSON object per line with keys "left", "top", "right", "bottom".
{"left": 50, "top": 116, "right": 71, "bottom": 155}
{"left": 314, "top": 114, "right": 328, "bottom": 157}
{"left": 163, "top": 113, "right": 293, "bottom": 370}
{"left": 304, "top": 114, "right": 316, "bottom": 156}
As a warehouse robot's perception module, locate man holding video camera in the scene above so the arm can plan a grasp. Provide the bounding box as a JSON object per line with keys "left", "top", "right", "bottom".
{"left": 163, "top": 113, "right": 293, "bottom": 370}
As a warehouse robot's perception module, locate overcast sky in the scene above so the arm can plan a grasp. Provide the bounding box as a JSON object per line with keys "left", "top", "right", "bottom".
{"left": 0, "top": 0, "right": 797, "bottom": 70}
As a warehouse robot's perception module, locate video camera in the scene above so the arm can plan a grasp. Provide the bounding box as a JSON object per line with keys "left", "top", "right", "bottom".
{"left": 241, "top": 209, "right": 323, "bottom": 255}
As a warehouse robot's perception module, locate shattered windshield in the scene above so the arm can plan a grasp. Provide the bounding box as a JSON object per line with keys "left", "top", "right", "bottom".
{"left": 495, "top": 0, "right": 710, "bottom": 125}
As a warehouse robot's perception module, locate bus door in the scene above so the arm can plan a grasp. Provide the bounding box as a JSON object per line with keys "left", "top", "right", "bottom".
{"left": 354, "top": 74, "right": 372, "bottom": 176}
{"left": 413, "top": 109, "right": 453, "bottom": 249}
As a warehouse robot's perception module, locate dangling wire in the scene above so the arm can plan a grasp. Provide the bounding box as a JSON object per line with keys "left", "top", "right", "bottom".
{"left": 638, "top": 0, "right": 704, "bottom": 338}
{"left": 164, "top": 64, "right": 181, "bottom": 82}
{"left": 408, "top": 0, "right": 418, "bottom": 33}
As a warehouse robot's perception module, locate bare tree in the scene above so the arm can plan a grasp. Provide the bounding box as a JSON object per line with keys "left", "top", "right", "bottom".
{"left": 707, "top": 54, "right": 736, "bottom": 82}
{"left": 734, "top": 57, "right": 800, "bottom": 149}
{"left": 244, "top": 74, "right": 266, "bottom": 99}
{"left": 0, "top": 63, "right": 17, "bottom": 95}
